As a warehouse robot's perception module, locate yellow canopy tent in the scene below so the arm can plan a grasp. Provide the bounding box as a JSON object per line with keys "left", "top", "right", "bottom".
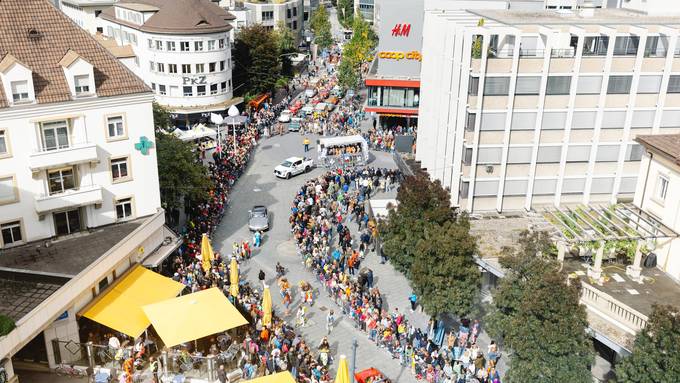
{"left": 142, "top": 287, "right": 248, "bottom": 347}
{"left": 262, "top": 285, "right": 272, "bottom": 327}
{"left": 230, "top": 256, "right": 239, "bottom": 297}
{"left": 80, "top": 265, "right": 185, "bottom": 338}
{"left": 335, "top": 355, "right": 350, "bottom": 383}
{"left": 243, "top": 371, "right": 296, "bottom": 383}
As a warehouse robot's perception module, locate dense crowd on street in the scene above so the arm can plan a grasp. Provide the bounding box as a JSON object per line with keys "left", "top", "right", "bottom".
{"left": 365, "top": 121, "right": 417, "bottom": 153}
{"left": 289, "top": 168, "right": 502, "bottom": 383}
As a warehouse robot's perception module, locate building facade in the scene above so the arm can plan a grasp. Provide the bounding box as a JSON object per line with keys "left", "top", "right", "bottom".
{"left": 243, "top": 0, "right": 304, "bottom": 40}
{"left": 0, "top": 0, "right": 175, "bottom": 380}
{"left": 416, "top": 7, "right": 680, "bottom": 213}
{"left": 98, "top": 0, "right": 237, "bottom": 126}
{"left": 354, "top": 0, "right": 375, "bottom": 22}
{"left": 58, "top": 0, "right": 117, "bottom": 34}
{"left": 634, "top": 134, "right": 680, "bottom": 279}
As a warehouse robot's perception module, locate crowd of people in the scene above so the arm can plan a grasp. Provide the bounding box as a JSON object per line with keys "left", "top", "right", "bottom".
{"left": 288, "top": 168, "right": 502, "bottom": 383}
{"left": 365, "top": 123, "right": 417, "bottom": 153}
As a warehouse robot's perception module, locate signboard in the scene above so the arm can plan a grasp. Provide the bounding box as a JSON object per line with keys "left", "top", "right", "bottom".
{"left": 378, "top": 51, "right": 422, "bottom": 61}
{"left": 375, "top": 0, "right": 424, "bottom": 78}
{"left": 182, "top": 76, "right": 207, "bottom": 85}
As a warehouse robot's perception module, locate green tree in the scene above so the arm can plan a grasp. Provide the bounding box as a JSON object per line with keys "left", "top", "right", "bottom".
{"left": 337, "top": 0, "right": 354, "bottom": 28}
{"left": 486, "top": 230, "right": 593, "bottom": 383}
{"left": 155, "top": 132, "right": 212, "bottom": 213}
{"left": 0, "top": 314, "right": 15, "bottom": 336}
{"left": 616, "top": 304, "right": 680, "bottom": 383}
{"left": 411, "top": 216, "right": 479, "bottom": 318}
{"left": 337, "top": 58, "right": 359, "bottom": 90}
{"left": 233, "top": 25, "right": 281, "bottom": 95}
{"left": 311, "top": 4, "right": 333, "bottom": 50}
{"left": 152, "top": 101, "right": 171, "bottom": 133}
{"left": 337, "top": 16, "right": 376, "bottom": 90}
{"left": 275, "top": 22, "right": 296, "bottom": 77}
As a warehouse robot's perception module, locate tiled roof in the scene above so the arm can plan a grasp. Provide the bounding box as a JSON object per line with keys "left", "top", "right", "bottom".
{"left": 0, "top": 0, "right": 149, "bottom": 109}
{"left": 636, "top": 134, "right": 680, "bottom": 165}
{"left": 100, "top": 0, "right": 235, "bottom": 35}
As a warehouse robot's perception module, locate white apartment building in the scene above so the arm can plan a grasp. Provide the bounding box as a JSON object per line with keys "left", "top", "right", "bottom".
{"left": 0, "top": 0, "right": 177, "bottom": 380}
{"left": 634, "top": 134, "right": 680, "bottom": 279}
{"left": 98, "top": 0, "right": 237, "bottom": 126}
{"left": 58, "top": 0, "right": 117, "bottom": 34}
{"left": 416, "top": 6, "right": 680, "bottom": 213}
{"left": 243, "top": 0, "right": 304, "bottom": 39}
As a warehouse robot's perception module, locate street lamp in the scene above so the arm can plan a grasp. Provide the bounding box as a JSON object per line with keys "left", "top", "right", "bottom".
{"left": 228, "top": 105, "right": 239, "bottom": 150}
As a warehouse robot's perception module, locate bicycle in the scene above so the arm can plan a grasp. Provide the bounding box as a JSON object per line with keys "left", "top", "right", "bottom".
{"left": 54, "top": 363, "right": 87, "bottom": 378}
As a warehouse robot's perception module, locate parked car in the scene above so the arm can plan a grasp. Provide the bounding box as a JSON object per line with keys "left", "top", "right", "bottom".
{"left": 278, "top": 109, "right": 292, "bottom": 123}
{"left": 289, "top": 117, "right": 303, "bottom": 132}
{"left": 248, "top": 206, "right": 269, "bottom": 231}
{"left": 305, "top": 88, "right": 317, "bottom": 98}
{"left": 274, "top": 156, "right": 314, "bottom": 179}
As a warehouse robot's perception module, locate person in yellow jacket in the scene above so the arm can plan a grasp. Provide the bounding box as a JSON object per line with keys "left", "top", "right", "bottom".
{"left": 303, "top": 136, "right": 310, "bottom": 152}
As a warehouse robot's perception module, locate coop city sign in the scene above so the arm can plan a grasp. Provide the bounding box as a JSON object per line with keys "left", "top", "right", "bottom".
{"left": 378, "top": 51, "right": 422, "bottom": 62}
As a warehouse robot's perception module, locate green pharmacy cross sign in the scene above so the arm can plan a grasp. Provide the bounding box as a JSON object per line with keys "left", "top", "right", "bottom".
{"left": 134, "top": 136, "right": 154, "bottom": 155}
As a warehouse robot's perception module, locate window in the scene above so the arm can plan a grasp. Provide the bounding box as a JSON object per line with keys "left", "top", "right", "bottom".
{"left": 182, "top": 64, "right": 192, "bottom": 74}
{"left": 219, "top": 39, "right": 225, "bottom": 49}
{"left": 613, "top": 36, "right": 639, "bottom": 56}
{"left": 504, "top": 180, "right": 528, "bottom": 196}
{"left": 128, "top": 33, "right": 137, "bottom": 46}
{"left": 287, "top": 9, "right": 291, "bottom": 18}
{"left": 459, "top": 181, "right": 470, "bottom": 198}
{"left": 474, "top": 180, "right": 500, "bottom": 196}
{"left": 159, "top": 84, "right": 166, "bottom": 96}
{"left": 566, "top": 146, "right": 590, "bottom": 162}
{"left": 209, "top": 62, "right": 216, "bottom": 72}
{"left": 533, "top": 179, "right": 557, "bottom": 195}
{"left": 111, "top": 157, "right": 130, "bottom": 182}
{"left": 625, "top": 143, "right": 644, "bottom": 161}
{"left": 53, "top": 209, "right": 81, "bottom": 236}
{"left": 169, "top": 64, "right": 177, "bottom": 74}
{"left": 1, "top": 221, "right": 22, "bottom": 246}
{"left": 480, "top": 112, "right": 506, "bottom": 131}
{"left": 293, "top": 7, "right": 297, "bottom": 16}
{"left": 0, "top": 176, "right": 17, "bottom": 204}
{"left": 155, "top": 40, "right": 163, "bottom": 50}
{"left": 180, "top": 41, "right": 190, "bottom": 51}
{"left": 602, "top": 111, "right": 626, "bottom": 129}
{"left": 572, "top": 111, "right": 597, "bottom": 130}
{"left": 210, "top": 84, "right": 218, "bottom": 95}
{"left": 468, "top": 76, "right": 479, "bottom": 96}
{"left": 293, "top": 21, "right": 298, "bottom": 30}
{"left": 510, "top": 112, "right": 536, "bottom": 131}
{"left": 463, "top": 147, "right": 473, "bottom": 165}
{"left": 465, "top": 113, "right": 476, "bottom": 132}
{"left": 655, "top": 175, "right": 669, "bottom": 201}
{"left": 562, "top": 178, "right": 587, "bottom": 194}
{"left": 167, "top": 41, "right": 176, "bottom": 51}
{"left": 667, "top": 75, "right": 680, "bottom": 93}
{"left": 620, "top": 177, "right": 638, "bottom": 193}
{"left": 576, "top": 76, "right": 602, "bottom": 94}
{"left": 195, "top": 41, "right": 203, "bottom": 51}
{"left": 221, "top": 82, "right": 227, "bottom": 92}
{"left": 645, "top": 36, "right": 668, "bottom": 57}
{"left": 157, "top": 63, "right": 165, "bottom": 73}
{"left": 583, "top": 36, "right": 609, "bottom": 56}
{"left": 220, "top": 61, "right": 226, "bottom": 71}
{"left": 536, "top": 146, "right": 562, "bottom": 163}
{"left": 591, "top": 178, "right": 615, "bottom": 194}
{"left": 41, "top": 120, "right": 69, "bottom": 150}
{"left": 546, "top": 76, "right": 571, "bottom": 95}
{"left": 148, "top": 39, "right": 153, "bottom": 49}
{"left": 74, "top": 75, "right": 91, "bottom": 95}
{"left": 10, "top": 81, "right": 29, "bottom": 102}
{"left": 661, "top": 110, "right": 680, "bottom": 128}
{"left": 607, "top": 75, "right": 632, "bottom": 94}
{"left": 515, "top": 76, "right": 540, "bottom": 95}
{"left": 483, "top": 77, "right": 510, "bottom": 96}
{"left": 541, "top": 112, "right": 567, "bottom": 130}
{"left": 477, "top": 147, "right": 502, "bottom": 164}
{"left": 151, "top": 83, "right": 156, "bottom": 92}
{"left": 196, "top": 63, "right": 205, "bottom": 74}
{"left": 507, "top": 147, "right": 532, "bottom": 164}
{"left": 0, "top": 129, "right": 8, "bottom": 156}
{"left": 637, "top": 75, "right": 662, "bottom": 94}
{"left": 631, "top": 110, "right": 655, "bottom": 128}
{"left": 107, "top": 116, "right": 125, "bottom": 138}
{"left": 149, "top": 61, "right": 155, "bottom": 71}
{"left": 262, "top": 11, "right": 274, "bottom": 20}
{"left": 596, "top": 145, "right": 620, "bottom": 162}
{"left": 183, "top": 86, "right": 193, "bottom": 96}
{"left": 48, "top": 167, "right": 75, "bottom": 194}
{"left": 196, "top": 85, "right": 206, "bottom": 96}
{"left": 208, "top": 40, "right": 216, "bottom": 50}
{"left": 116, "top": 198, "right": 134, "bottom": 220}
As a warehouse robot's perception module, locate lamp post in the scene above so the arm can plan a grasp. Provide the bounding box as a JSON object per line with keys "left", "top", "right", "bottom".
{"left": 228, "top": 105, "right": 239, "bottom": 150}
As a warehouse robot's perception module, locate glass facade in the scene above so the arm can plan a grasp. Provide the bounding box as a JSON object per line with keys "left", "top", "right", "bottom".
{"left": 367, "top": 86, "right": 420, "bottom": 108}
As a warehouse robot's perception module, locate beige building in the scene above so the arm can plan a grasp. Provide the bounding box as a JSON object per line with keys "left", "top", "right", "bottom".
{"left": 416, "top": 6, "right": 680, "bottom": 213}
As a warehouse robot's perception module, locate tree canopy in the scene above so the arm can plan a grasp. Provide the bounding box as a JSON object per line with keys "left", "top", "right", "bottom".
{"left": 616, "top": 304, "right": 680, "bottom": 383}
{"left": 310, "top": 4, "right": 333, "bottom": 50}
{"left": 338, "top": 16, "right": 376, "bottom": 90}
{"left": 486, "top": 230, "right": 593, "bottom": 383}
{"left": 233, "top": 25, "right": 282, "bottom": 95}
{"left": 152, "top": 101, "right": 171, "bottom": 133}
{"left": 337, "top": 0, "right": 354, "bottom": 28}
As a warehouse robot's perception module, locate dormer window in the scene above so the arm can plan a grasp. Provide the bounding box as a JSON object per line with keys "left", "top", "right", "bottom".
{"left": 74, "top": 75, "right": 91, "bottom": 95}
{"left": 10, "top": 81, "right": 30, "bottom": 102}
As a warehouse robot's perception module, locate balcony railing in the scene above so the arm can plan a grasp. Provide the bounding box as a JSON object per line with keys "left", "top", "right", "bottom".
{"left": 35, "top": 184, "right": 103, "bottom": 214}
{"left": 551, "top": 48, "right": 576, "bottom": 58}
{"left": 580, "top": 281, "right": 648, "bottom": 333}
{"left": 29, "top": 142, "right": 98, "bottom": 172}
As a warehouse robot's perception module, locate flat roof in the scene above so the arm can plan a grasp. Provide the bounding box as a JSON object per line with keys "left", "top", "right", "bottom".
{"left": 116, "top": 2, "right": 160, "bottom": 12}
{"left": 469, "top": 8, "right": 680, "bottom": 25}
{"left": 0, "top": 220, "right": 144, "bottom": 277}
{"left": 0, "top": 272, "right": 66, "bottom": 322}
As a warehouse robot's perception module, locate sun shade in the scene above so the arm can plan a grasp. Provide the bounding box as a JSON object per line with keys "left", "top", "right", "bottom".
{"left": 243, "top": 371, "right": 296, "bottom": 383}
{"left": 81, "top": 265, "right": 185, "bottom": 338}
{"left": 142, "top": 287, "right": 249, "bottom": 347}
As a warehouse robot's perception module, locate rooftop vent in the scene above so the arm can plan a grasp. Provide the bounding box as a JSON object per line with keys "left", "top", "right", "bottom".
{"left": 28, "top": 28, "right": 43, "bottom": 40}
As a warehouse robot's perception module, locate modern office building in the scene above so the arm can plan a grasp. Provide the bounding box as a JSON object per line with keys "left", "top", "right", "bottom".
{"left": 243, "top": 0, "right": 304, "bottom": 40}
{"left": 0, "top": 0, "right": 177, "bottom": 380}
{"left": 416, "top": 6, "right": 680, "bottom": 213}
{"left": 58, "top": 0, "right": 117, "bottom": 34}
{"left": 354, "top": 0, "right": 375, "bottom": 22}
{"left": 98, "top": 0, "right": 237, "bottom": 127}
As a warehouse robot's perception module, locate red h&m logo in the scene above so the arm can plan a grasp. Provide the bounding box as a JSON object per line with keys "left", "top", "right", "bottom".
{"left": 391, "top": 23, "right": 411, "bottom": 37}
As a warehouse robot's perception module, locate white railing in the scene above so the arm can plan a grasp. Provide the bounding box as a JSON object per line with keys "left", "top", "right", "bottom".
{"left": 35, "top": 184, "right": 103, "bottom": 214}
{"left": 29, "top": 142, "right": 97, "bottom": 171}
{"left": 580, "top": 282, "right": 648, "bottom": 333}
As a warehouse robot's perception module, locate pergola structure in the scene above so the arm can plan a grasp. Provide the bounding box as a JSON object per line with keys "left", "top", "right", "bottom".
{"left": 542, "top": 203, "right": 678, "bottom": 283}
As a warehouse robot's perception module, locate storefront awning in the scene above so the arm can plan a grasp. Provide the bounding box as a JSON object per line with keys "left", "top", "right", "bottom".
{"left": 79, "top": 265, "right": 185, "bottom": 338}
{"left": 244, "top": 371, "right": 296, "bottom": 383}
{"left": 142, "top": 226, "right": 182, "bottom": 268}
{"left": 142, "top": 287, "right": 248, "bottom": 347}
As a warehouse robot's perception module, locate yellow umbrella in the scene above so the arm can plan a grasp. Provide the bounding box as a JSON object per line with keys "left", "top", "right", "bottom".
{"left": 262, "top": 284, "right": 272, "bottom": 327}
{"left": 230, "top": 257, "right": 239, "bottom": 297}
{"left": 335, "top": 355, "right": 350, "bottom": 383}
{"left": 200, "top": 233, "right": 214, "bottom": 273}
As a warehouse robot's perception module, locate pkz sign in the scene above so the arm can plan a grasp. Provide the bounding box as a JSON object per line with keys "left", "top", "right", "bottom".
{"left": 183, "top": 76, "right": 207, "bottom": 85}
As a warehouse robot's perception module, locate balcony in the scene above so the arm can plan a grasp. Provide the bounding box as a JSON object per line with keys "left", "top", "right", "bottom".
{"left": 35, "top": 184, "right": 103, "bottom": 214}
{"left": 29, "top": 142, "right": 98, "bottom": 172}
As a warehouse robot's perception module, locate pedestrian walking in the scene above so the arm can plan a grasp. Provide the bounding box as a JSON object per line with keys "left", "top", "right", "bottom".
{"left": 409, "top": 293, "right": 418, "bottom": 312}
{"left": 303, "top": 136, "right": 310, "bottom": 152}
{"left": 258, "top": 269, "right": 266, "bottom": 286}
{"left": 326, "top": 310, "right": 335, "bottom": 334}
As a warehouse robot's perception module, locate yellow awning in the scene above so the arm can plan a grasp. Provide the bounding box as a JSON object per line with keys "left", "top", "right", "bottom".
{"left": 142, "top": 287, "right": 249, "bottom": 347}
{"left": 244, "top": 371, "right": 296, "bottom": 383}
{"left": 81, "top": 265, "right": 185, "bottom": 338}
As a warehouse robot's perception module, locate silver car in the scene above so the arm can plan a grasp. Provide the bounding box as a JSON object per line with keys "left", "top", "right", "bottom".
{"left": 248, "top": 206, "right": 269, "bottom": 231}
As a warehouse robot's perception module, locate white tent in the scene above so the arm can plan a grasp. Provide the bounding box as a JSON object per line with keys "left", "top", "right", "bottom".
{"left": 318, "top": 134, "right": 369, "bottom": 163}
{"left": 179, "top": 123, "right": 217, "bottom": 141}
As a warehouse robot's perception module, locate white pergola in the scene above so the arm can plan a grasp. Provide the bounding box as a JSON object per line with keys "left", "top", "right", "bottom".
{"left": 543, "top": 203, "right": 678, "bottom": 283}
